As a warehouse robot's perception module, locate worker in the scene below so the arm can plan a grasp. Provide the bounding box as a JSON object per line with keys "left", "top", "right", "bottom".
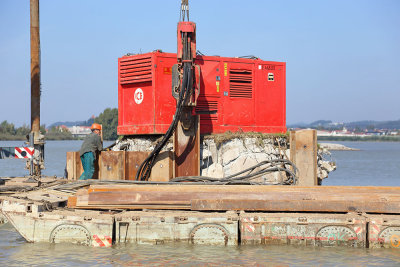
{"left": 79, "top": 123, "right": 103, "bottom": 180}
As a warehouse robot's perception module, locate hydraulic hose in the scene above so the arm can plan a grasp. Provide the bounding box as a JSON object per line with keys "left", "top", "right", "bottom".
{"left": 135, "top": 63, "right": 192, "bottom": 181}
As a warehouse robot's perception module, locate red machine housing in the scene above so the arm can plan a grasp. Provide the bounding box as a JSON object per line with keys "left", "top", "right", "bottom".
{"left": 118, "top": 51, "right": 286, "bottom": 135}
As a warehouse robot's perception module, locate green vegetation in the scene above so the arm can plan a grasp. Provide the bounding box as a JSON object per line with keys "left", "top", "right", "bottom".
{"left": 0, "top": 120, "right": 75, "bottom": 140}
{"left": 0, "top": 107, "right": 118, "bottom": 141}
{"left": 94, "top": 108, "right": 118, "bottom": 140}
{"left": 0, "top": 121, "right": 30, "bottom": 140}
{"left": 318, "top": 136, "right": 400, "bottom": 142}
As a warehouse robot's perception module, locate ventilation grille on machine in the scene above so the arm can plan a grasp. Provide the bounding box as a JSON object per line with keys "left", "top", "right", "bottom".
{"left": 120, "top": 56, "right": 152, "bottom": 84}
{"left": 196, "top": 99, "right": 218, "bottom": 122}
{"left": 229, "top": 69, "right": 253, "bottom": 98}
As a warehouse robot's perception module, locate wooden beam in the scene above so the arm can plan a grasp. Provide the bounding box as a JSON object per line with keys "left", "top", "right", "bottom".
{"left": 191, "top": 199, "right": 400, "bottom": 213}
{"left": 290, "top": 129, "right": 318, "bottom": 186}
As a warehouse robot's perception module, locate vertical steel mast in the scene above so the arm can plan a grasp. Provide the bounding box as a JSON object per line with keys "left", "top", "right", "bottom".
{"left": 30, "top": 0, "right": 44, "bottom": 176}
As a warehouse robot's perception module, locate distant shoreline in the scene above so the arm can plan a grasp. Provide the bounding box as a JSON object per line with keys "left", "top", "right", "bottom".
{"left": 318, "top": 136, "right": 400, "bottom": 142}
{"left": 0, "top": 135, "right": 79, "bottom": 141}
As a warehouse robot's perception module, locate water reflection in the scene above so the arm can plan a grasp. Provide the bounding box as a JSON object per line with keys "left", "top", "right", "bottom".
{"left": 1, "top": 226, "right": 400, "bottom": 266}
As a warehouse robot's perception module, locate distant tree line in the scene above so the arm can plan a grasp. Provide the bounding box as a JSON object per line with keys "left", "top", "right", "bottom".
{"left": 0, "top": 121, "right": 31, "bottom": 140}
{"left": 0, "top": 120, "right": 74, "bottom": 140}
{"left": 318, "top": 136, "right": 400, "bottom": 142}
{"left": 94, "top": 108, "right": 118, "bottom": 140}
{"left": 0, "top": 107, "right": 118, "bottom": 141}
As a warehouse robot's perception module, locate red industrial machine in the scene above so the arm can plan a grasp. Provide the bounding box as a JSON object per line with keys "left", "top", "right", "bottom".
{"left": 118, "top": 52, "right": 286, "bottom": 135}
{"left": 122, "top": 0, "right": 288, "bottom": 181}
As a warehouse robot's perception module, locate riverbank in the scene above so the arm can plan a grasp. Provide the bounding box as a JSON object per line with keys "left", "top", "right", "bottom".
{"left": 318, "top": 136, "right": 400, "bottom": 142}
{"left": 0, "top": 133, "right": 77, "bottom": 141}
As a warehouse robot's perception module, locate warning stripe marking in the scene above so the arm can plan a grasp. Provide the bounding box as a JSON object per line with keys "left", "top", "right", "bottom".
{"left": 92, "top": 235, "right": 112, "bottom": 247}
{"left": 372, "top": 224, "right": 380, "bottom": 234}
{"left": 14, "top": 147, "right": 34, "bottom": 159}
{"left": 243, "top": 218, "right": 255, "bottom": 232}
{"left": 92, "top": 235, "right": 106, "bottom": 247}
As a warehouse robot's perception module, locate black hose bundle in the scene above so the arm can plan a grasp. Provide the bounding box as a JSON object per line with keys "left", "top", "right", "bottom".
{"left": 170, "top": 158, "right": 298, "bottom": 185}
{"left": 135, "top": 63, "right": 192, "bottom": 181}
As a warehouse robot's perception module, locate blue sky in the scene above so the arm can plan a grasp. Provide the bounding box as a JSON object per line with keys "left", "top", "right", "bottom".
{"left": 0, "top": 0, "right": 399, "bottom": 127}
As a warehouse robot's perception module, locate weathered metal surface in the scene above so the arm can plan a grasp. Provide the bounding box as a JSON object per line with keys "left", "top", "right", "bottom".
{"left": 30, "top": 0, "right": 40, "bottom": 134}
{"left": 115, "top": 210, "right": 238, "bottom": 245}
{"left": 173, "top": 115, "right": 200, "bottom": 177}
{"left": 125, "top": 151, "right": 149, "bottom": 180}
{"left": 30, "top": 0, "right": 45, "bottom": 176}
{"left": 1, "top": 199, "right": 113, "bottom": 247}
{"left": 66, "top": 151, "right": 173, "bottom": 181}
{"left": 148, "top": 151, "right": 173, "bottom": 182}
{"left": 99, "top": 151, "right": 125, "bottom": 180}
{"left": 240, "top": 212, "right": 366, "bottom": 247}
{"left": 191, "top": 199, "right": 400, "bottom": 214}
{"left": 368, "top": 214, "right": 400, "bottom": 249}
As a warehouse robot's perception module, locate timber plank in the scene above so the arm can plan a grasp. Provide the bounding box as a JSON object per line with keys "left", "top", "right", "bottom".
{"left": 85, "top": 190, "right": 400, "bottom": 206}
{"left": 191, "top": 199, "right": 400, "bottom": 213}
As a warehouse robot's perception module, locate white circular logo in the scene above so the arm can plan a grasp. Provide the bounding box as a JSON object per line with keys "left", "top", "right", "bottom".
{"left": 134, "top": 88, "right": 144, "bottom": 104}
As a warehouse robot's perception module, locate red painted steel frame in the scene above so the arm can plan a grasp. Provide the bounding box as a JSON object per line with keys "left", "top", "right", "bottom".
{"left": 118, "top": 51, "right": 286, "bottom": 135}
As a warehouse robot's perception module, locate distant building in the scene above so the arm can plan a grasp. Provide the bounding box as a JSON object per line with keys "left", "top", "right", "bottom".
{"left": 68, "top": 126, "right": 91, "bottom": 138}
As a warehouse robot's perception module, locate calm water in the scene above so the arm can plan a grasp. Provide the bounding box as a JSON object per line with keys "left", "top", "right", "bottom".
{"left": 1, "top": 140, "right": 400, "bottom": 266}
{"left": 323, "top": 141, "right": 400, "bottom": 186}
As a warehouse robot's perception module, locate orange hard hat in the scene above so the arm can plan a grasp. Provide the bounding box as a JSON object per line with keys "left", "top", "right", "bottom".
{"left": 91, "top": 123, "right": 102, "bottom": 131}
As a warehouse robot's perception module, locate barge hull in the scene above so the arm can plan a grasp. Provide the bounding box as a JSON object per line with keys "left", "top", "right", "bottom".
{"left": 3, "top": 196, "right": 400, "bottom": 248}
{"left": 1, "top": 199, "right": 113, "bottom": 247}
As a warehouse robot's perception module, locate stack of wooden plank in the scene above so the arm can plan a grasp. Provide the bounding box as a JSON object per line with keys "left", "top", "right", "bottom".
{"left": 67, "top": 185, "right": 400, "bottom": 214}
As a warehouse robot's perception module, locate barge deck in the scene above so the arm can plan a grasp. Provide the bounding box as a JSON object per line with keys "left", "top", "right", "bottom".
{"left": 1, "top": 180, "right": 399, "bottom": 249}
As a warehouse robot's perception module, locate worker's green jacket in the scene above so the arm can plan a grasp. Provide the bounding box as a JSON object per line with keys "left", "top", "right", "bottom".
{"left": 79, "top": 132, "right": 103, "bottom": 159}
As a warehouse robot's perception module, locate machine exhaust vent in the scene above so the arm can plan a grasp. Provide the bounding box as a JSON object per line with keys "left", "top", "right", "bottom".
{"left": 196, "top": 99, "right": 218, "bottom": 122}
{"left": 120, "top": 56, "right": 152, "bottom": 84}
{"left": 229, "top": 69, "right": 253, "bottom": 98}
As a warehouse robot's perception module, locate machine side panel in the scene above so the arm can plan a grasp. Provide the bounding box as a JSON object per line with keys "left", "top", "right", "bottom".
{"left": 154, "top": 54, "right": 178, "bottom": 134}
{"left": 195, "top": 58, "right": 222, "bottom": 133}
{"left": 222, "top": 62, "right": 255, "bottom": 127}
{"left": 118, "top": 52, "right": 287, "bottom": 135}
{"left": 117, "top": 54, "right": 155, "bottom": 135}
{"left": 255, "top": 62, "right": 286, "bottom": 132}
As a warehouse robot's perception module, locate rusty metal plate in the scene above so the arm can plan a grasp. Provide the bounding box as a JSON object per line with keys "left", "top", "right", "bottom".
{"left": 125, "top": 151, "right": 149, "bottom": 180}
{"left": 173, "top": 114, "right": 200, "bottom": 177}
{"left": 99, "top": 151, "right": 125, "bottom": 180}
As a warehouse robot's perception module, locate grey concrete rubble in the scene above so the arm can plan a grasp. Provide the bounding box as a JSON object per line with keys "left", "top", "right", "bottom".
{"left": 317, "top": 149, "right": 336, "bottom": 184}
{"left": 112, "top": 136, "right": 173, "bottom": 152}
{"left": 112, "top": 135, "right": 336, "bottom": 184}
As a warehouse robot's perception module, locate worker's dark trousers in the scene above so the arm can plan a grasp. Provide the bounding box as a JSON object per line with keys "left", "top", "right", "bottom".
{"left": 79, "top": 152, "right": 95, "bottom": 180}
